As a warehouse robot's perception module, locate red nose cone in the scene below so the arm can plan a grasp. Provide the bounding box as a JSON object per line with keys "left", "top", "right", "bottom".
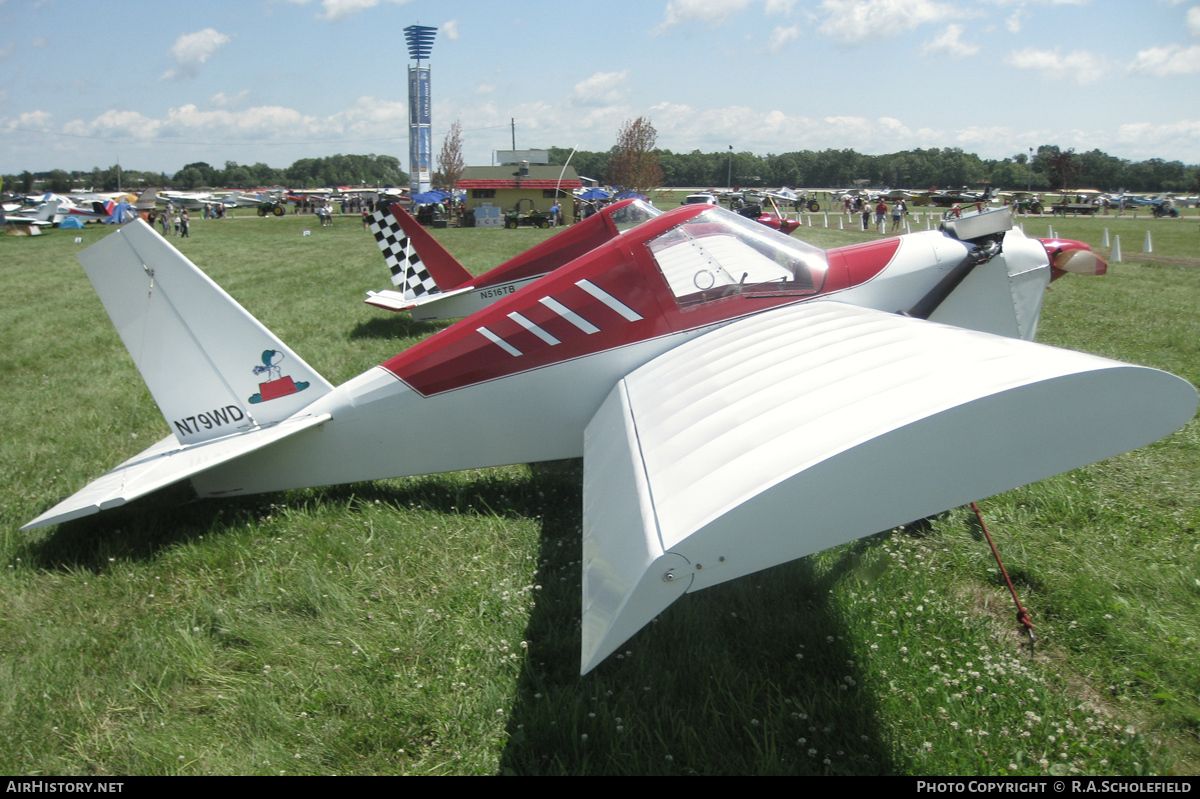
{"left": 1040, "top": 238, "right": 1107, "bottom": 278}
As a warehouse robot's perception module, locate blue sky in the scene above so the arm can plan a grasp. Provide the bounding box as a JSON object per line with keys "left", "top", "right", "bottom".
{"left": 2, "top": 0, "right": 1198, "bottom": 179}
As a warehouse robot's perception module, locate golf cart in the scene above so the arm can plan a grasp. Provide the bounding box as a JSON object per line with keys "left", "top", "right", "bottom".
{"left": 504, "top": 198, "right": 553, "bottom": 229}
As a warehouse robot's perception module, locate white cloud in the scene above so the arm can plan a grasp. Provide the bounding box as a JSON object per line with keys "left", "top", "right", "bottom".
{"left": 31, "top": 37, "right": 47, "bottom": 48}
{"left": 1188, "top": 6, "right": 1200, "bottom": 36}
{"left": 210, "top": 90, "right": 250, "bottom": 107}
{"left": 765, "top": 0, "right": 800, "bottom": 14}
{"left": 1117, "top": 119, "right": 1200, "bottom": 158}
{"left": 818, "top": 0, "right": 962, "bottom": 44}
{"left": 1003, "top": 47, "right": 1109, "bottom": 84}
{"left": 43, "top": 96, "right": 413, "bottom": 147}
{"left": 320, "top": 0, "right": 377, "bottom": 20}
{"left": 921, "top": 24, "right": 978, "bottom": 57}
{"left": 442, "top": 19, "right": 459, "bottom": 40}
{"left": 318, "top": 0, "right": 410, "bottom": 22}
{"left": 570, "top": 70, "right": 630, "bottom": 106}
{"left": 1128, "top": 44, "right": 1200, "bottom": 75}
{"left": 655, "top": 0, "right": 754, "bottom": 32}
{"left": 161, "top": 28, "right": 231, "bottom": 81}
{"left": 166, "top": 104, "right": 313, "bottom": 136}
{"left": 475, "top": 82, "right": 495, "bottom": 95}
{"left": 983, "top": 0, "right": 1090, "bottom": 5}
{"left": 2, "top": 110, "right": 54, "bottom": 134}
{"left": 63, "top": 109, "right": 161, "bottom": 139}
{"left": 0, "top": 41, "right": 12, "bottom": 61}
{"left": 766, "top": 24, "right": 801, "bottom": 53}
{"left": 644, "top": 102, "right": 950, "bottom": 155}
{"left": 1005, "top": 9, "right": 1023, "bottom": 32}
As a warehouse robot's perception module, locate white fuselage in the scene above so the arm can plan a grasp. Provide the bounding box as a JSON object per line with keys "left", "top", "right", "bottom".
{"left": 192, "top": 227, "right": 1050, "bottom": 499}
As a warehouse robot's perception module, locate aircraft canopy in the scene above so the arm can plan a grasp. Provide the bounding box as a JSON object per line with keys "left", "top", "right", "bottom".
{"left": 647, "top": 208, "right": 829, "bottom": 308}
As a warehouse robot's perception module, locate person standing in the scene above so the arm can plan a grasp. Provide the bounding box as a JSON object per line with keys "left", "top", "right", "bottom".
{"left": 180, "top": 209, "right": 190, "bottom": 238}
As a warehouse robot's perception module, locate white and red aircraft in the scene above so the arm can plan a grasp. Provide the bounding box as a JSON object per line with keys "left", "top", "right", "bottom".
{"left": 23, "top": 205, "right": 1197, "bottom": 674}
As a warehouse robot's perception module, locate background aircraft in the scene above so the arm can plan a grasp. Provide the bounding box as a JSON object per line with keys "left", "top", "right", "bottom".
{"left": 365, "top": 198, "right": 662, "bottom": 320}
{"left": 0, "top": 199, "right": 57, "bottom": 234}
{"left": 733, "top": 191, "right": 801, "bottom": 234}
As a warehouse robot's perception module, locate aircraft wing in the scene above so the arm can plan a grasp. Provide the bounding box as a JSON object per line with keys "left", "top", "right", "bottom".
{"left": 581, "top": 301, "right": 1197, "bottom": 673}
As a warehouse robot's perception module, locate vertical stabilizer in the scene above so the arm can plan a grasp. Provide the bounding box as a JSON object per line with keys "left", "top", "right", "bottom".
{"left": 135, "top": 189, "right": 158, "bottom": 212}
{"left": 77, "top": 221, "right": 333, "bottom": 445}
{"left": 369, "top": 203, "right": 473, "bottom": 299}
{"left": 35, "top": 200, "right": 62, "bottom": 223}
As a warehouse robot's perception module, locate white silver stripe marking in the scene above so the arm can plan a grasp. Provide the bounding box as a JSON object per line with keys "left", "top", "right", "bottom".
{"left": 477, "top": 326, "right": 522, "bottom": 356}
{"left": 539, "top": 297, "right": 600, "bottom": 334}
{"left": 575, "top": 279, "right": 643, "bottom": 321}
{"left": 508, "top": 312, "right": 561, "bottom": 345}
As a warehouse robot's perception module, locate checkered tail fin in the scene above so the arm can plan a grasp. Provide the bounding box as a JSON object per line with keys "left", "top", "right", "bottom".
{"left": 369, "top": 203, "right": 473, "bottom": 300}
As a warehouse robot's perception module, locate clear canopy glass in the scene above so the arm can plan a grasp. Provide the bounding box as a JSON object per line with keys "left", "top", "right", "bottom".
{"left": 647, "top": 208, "right": 828, "bottom": 308}
{"left": 610, "top": 199, "right": 663, "bottom": 232}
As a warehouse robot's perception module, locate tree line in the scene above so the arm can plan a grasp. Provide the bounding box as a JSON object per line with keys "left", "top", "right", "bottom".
{"left": 7, "top": 144, "right": 1198, "bottom": 197}
{"left": 3, "top": 153, "right": 409, "bottom": 195}
{"left": 550, "top": 144, "right": 1200, "bottom": 195}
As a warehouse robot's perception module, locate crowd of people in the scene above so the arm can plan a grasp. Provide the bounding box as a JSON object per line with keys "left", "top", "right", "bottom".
{"left": 145, "top": 203, "right": 190, "bottom": 238}
{"left": 843, "top": 195, "right": 909, "bottom": 231}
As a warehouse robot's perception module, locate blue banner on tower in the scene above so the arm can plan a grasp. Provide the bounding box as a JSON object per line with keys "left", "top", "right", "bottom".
{"left": 409, "top": 67, "right": 431, "bottom": 126}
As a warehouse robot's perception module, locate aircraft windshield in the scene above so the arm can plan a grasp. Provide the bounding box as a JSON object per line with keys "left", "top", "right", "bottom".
{"left": 647, "top": 208, "right": 828, "bottom": 308}
{"left": 610, "top": 199, "right": 663, "bottom": 232}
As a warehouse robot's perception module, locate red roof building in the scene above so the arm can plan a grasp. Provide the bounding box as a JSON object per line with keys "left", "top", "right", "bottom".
{"left": 458, "top": 165, "right": 581, "bottom": 226}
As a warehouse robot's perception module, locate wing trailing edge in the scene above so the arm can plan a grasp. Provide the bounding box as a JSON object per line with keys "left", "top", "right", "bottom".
{"left": 580, "top": 302, "right": 1197, "bottom": 673}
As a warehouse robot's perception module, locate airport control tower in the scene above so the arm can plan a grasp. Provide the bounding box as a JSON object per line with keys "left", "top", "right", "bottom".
{"left": 404, "top": 24, "right": 437, "bottom": 195}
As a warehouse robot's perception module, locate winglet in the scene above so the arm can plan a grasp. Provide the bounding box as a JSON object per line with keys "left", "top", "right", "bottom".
{"left": 582, "top": 380, "right": 691, "bottom": 674}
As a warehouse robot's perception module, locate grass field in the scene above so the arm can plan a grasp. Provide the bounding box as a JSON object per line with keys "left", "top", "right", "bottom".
{"left": 1, "top": 208, "right": 1197, "bottom": 775}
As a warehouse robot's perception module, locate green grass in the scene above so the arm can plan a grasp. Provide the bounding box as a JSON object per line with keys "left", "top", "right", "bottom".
{"left": 0, "top": 212, "right": 1197, "bottom": 775}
